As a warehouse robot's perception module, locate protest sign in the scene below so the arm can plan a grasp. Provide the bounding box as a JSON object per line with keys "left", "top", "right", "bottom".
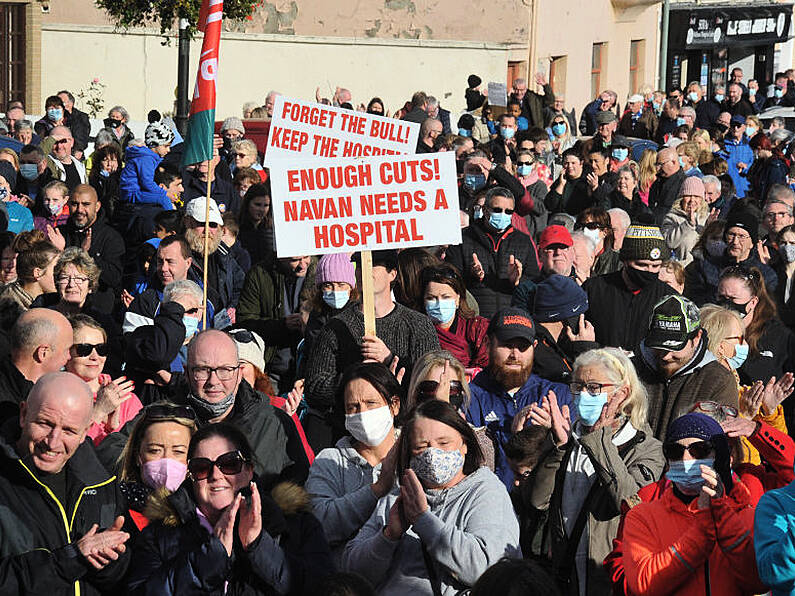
{"left": 488, "top": 82, "right": 508, "bottom": 107}
{"left": 268, "top": 151, "right": 461, "bottom": 258}
{"left": 263, "top": 96, "right": 421, "bottom": 166}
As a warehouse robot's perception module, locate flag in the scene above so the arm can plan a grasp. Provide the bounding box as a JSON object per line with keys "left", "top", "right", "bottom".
{"left": 182, "top": 0, "right": 223, "bottom": 166}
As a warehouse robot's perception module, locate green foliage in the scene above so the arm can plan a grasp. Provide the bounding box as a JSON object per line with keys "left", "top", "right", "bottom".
{"left": 95, "top": 0, "right": 260, "bottom": 37}
{"left": 76, "top": 78, "right": 107, "bottom": 118}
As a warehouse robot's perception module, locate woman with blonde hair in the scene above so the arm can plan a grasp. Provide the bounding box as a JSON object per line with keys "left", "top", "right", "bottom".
{"left": 520, "top": 347, "right": 664, "bottom": 594}
{"left": 637, "top": 149, "right": 657, "bottom": 204}
{"left": 676, "top": 140, "right": 703, "bottom": 178}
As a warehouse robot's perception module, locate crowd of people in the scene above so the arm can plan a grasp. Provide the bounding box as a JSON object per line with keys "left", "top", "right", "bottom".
{"left": 4, "top": 69, "right": 795, "bottom": 595}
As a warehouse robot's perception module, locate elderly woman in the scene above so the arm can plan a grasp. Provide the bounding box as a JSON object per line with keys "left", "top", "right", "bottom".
{"left": 66, "top": 314, "right": 141, "bottom": 445}
{"left": 128, "top": 422, "right": 333, "bottom": 594}
{"left": 117, "top": 401, "right": 198, "bottom": 529}
{"left": 661, "top": 176, "right": 710, "bottom": 266}
{"left": 607, "top": 166, "right": 648, "bottom": 220}
{"left": 232, "top": 139, "right": 266, "bottom": 180}
{"left": 103, "top": 105, "right": 134, "bottom": 149}
{"left": 521, "top": 347, "right": 664, "bottom": 594}
{"left": 13, "top": 119, "right": 33, "bottom": 146}
{"left": 343, "top": 399, "right": 520, "bottom": 594}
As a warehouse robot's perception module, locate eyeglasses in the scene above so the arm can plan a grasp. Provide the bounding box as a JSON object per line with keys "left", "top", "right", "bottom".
{"left": 56, "top": 275, "right": 89, "bottom": 286}
{"left": 72, "top": 342, "right": 109, "bottom": 357}
{"left": 53, "top": 138, "right": 70, "bottom": 146}
{"left": 193, "top": 222, "right": 220, "bottom": 229}
{"left": 765, "top": 211, "right": 791, "bottom": 219}
{"left": 234, "top": 153, "right": 251, "bottom": 158}
{"left": 569, "top": 381, "right": 615, "bottom": 396}
{"left": 188, "top": 450, "right": 247, "bottom": 480}
{"left": 655, "top": 159, "right": 673, "bottom": 168}
{"left": 189, "top": 364, "right": 240, "bottom": 381}
{"left": 489, "top": 207, "right": 514, "bottom": 215}
{"left": 693, "top": 400, "right": 739, "bottom": 418}
{"left": 662, "top": 440, "right": 714, "bottom": 461}
{"left": 725, "top": 231, "right": 750, "bottom": 242}
{"left": 416, "top": 380, "right": 464, "bottom": 400}
{"left": 144, "top": 403, "right": 197, "bottom": 421}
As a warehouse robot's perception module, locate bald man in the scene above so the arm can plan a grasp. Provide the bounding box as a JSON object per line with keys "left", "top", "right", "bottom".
{"left": 0, "top": 372, "right": 130, "bottom": 594}
{"left": 45, "top": 125, "right": 86, "bottom": 191}
{"left": 649, "top": 147, "right": 686, "bottom": 223}
{"left": 0, "top": 308, "right": 73, "bottom": 424}
{"left": 97, "top": 330, "right": 310, "bottom": 487}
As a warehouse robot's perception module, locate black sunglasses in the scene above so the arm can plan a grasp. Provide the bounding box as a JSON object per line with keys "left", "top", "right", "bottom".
{"left": 188, "top": 450, "right": 247, "bottom": 480}
{"left": 575, "top": 221, "right": 603, "bottom": 231}
{"left": 416, "top": 380, "right": 465, "bottom": 408}
{"left": 489, "top": 207, "right": 515, "bottom": 215}
{"left": 662, "top": 440, "right": 714, "bottom": 461}
{"left": 144, "top": 403, "right": 197, "bottom": 422}
{"left": 72, "top": 342, "right": 109, "bottom": 357}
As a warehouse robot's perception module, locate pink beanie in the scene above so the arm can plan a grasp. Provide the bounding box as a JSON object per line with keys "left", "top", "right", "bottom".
{"left": 315, "top": 253, "right": 356, "bottom": 287}
{"left": 679, "top": 176, "right": 705, "bottom": 199}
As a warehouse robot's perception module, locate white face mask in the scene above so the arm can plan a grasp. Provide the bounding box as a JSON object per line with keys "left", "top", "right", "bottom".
{"left": 582, "top": 226, "right": 601, "bottom": 245}
{"left": 345, "top": 405, "right": 394, "bottom": 446}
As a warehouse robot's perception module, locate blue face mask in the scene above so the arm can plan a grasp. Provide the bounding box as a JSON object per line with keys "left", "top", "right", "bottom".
{"left": 463, "top": 173, "right": 487, "bottom": 192}
{"left": 47, "top": 108, "right": 63, "bottom": 121}
{"left": 611, "top": 148, "right": 628, "bottom": 162}
{"left": 552, "top": 123, "right": 566, "bottom": 137}
{"left": 517, "top": 164, "right": 533, "bottom": 176}
{"left": 665, "top": 458, "right": 714, "bottom": 493}
{"left": 749, "top": 88, "right": 757, "bottom": 97}
{"left": 99, "top": 169, "right": 110, "bottom": 178}
{"left": 473, "top": 206, "right": 483, "bottom": 220}
{"left": 745, "top": 126, "right": 757, "bottom": 138}
{"left": 488, "top": 211, "right": 512, "bottom": 232}
{"left": 776, "top": 88, "right": 785, "bottom": 99}
{"left": 425, "top": 299, "right": 457, "bottom": 324}
{"left": 500, "top": 127, "right": 516, "bottom": 140}
{"left": 688, "top": 92, "right": 699, "bottom": 103}
{"left": 322, "top": 289, "right": 349, "bottom": 309}
{"left": 679, "top": 157, "right": 687, "bottom": 169}
{"left": 715, "top": 94, "right": 724, "bottom": 103}
{"left": 676, "top": 117, "right": 687, "bottom": 127}
{"left": 182, "top": 316, "right": 199, "bottom": 339}
{"left": 574, "top": 391, "right": 608, "bottom": 427}
{"left": 458, "top": 128, "right": 471, "bottom": 138}
{"left": 727, "top": 342, "right": 749, "bottom": 370}
{"left": 19, "top": 163, "right": 38, "bottom": 181}
{"left": 652, "top": 101, "right": 661, "bottom": 111}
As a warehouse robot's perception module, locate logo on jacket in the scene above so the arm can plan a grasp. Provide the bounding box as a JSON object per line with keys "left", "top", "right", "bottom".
{"left": 484, "top": 410, "right": 499, "bottom": 423}
{"left": 760, "top": 350, "right": 774, "bottom": 358}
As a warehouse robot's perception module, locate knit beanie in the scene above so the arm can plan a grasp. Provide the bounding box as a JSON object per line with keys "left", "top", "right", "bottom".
{"left": 619, "top": 224, "right": 670, "bottom": 261}
{"left": 533, "top": 274, "right": 588, "bottom": 322}
{"left": 221, "top": 117, "right": 245, "bottom": 134}
{"left": 679, "top": 176, "right": 705, "bottom": 199}
{"left": 724, "top": 210, "right": 759, "bottom": 245}
{"left": 666, "top": 412, "right": 724, "bottom": 443}
{"left": 316, "top": 253, "right": 356, "bottom": 287}
{"left": 144, "top": 121, "right": 175, "bottom": 148}
{"left": 229, "top": 329, "right": 266, "bottom": 372}
{"left": 467, "top": 74, "right": 482, "bottom": 89}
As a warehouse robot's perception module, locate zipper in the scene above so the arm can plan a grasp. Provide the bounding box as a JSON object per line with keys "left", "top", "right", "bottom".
{"left": 19, "top": 460, "right": 116, "bottom": 596}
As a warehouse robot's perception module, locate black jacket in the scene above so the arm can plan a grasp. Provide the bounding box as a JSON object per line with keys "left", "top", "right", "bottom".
{"left": 189, "top": 247, "right": 245, "bottom": 310}
{"left": 58, "top": 216, "right": 125, "bottom": 314}
{"left": 694, "top": 99, "right": 721, "bottom": 130}
{"left": 544, "top": 175, "right": 598, "bottom": 216}
{"left": 183, "top": 172, "right": 241, "bottom": 216}
{"left": 65, "top": 108, "right": 91, "bottom": 153}
{"left": 0, "top": 422, "right": 130, "bottom": 596}
{"left": 0, "top": 359, "right": 32, "bottom": 425}
{"left": 533, "top": 324, "right": 599, "bottom": 384}
{"left": 648, "top": 168, "right": 686, "bottom": 224}
{"left": 238, "top": 221, "right": 275, "bottom": 268}
{"left": 126, "top": 480, "right": 333, "bottom": 595}
{"left": 739, "top": 318, "right": 795, "bottom": 388}
{"left": 446, "top": 221, "right": 540, "bottom": 319}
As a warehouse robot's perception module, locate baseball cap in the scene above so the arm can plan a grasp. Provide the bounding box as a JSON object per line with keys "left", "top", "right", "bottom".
{"left": 184, "top": 197, "right": 224, "bottom": 227}
{"left": 730, "top": 114, "right": 746, "bottom": 126}
{"left": 596, "top": 111, "right": 617, "bottom": 125}
{"left": 488, "top": 308, "right": 536, "bottom": 343}
{"left": 538, "top": 225, "right": 573, "bottom": 250}
{"left": 645, "top": 294, "right": 701, "bottom": 351}
{"left": 628, "top": 94, "right": 644, "bottom": 104}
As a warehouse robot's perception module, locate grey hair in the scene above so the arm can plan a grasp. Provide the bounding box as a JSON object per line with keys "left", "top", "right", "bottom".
{"left": 426, "top": 96, "right": 439, "bottom": 109}
{"left": 764, "top": 199, "right": 794, "bottom": 216}
{"left": 265, "top": 90, "right": 279, "bottom": 102}
{"left": 772, "top": 116, "right": 786, "bottom": 127}
{"left": 770, "top": 128, "right": 793, "bottom": 146}
{"left": 232, "top": 139, "right": 258, "bottom": 156}
{"left": 768, "top": 184, "right": 795, "bottom": 204}
{"left": 607, "top": 207, "right": 631, "bottom": 231}
{"left": 93, "top": 129, "right": 116, "bottom": 148}
{"left": 616, "top": 165, "right": 637, "bottom": 182}
{"left": 163, "top": 280, "right": 203, "bottom": 304}
{"left": 108, "top": 105, "right": 129, "bottom": 121}
{"left": 15, "top": 119, "right": 32, "bottom": 132}
{"left": 679, "top": 106, "right": 696, "bottom": 119}
{"left": 11, "top": 314, "right": 56, "bottom": 355}
{"left": 702, "top": 175, "right": 721, "bottom": 194}
{"left": 513, "top": 78, "right": 527, "bottom": 87}
{"left": 571, "top": 231, "right": 597, "bottom": 254}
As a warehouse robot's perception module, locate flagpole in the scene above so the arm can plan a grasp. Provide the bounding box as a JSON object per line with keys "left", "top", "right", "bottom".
{"left": 202, "top": 159, "right": 211, "bottom": 329}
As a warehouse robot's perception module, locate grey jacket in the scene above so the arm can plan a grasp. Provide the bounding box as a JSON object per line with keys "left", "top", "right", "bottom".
{"left": 342, "top": 466, "right": 521, "bottom": 595}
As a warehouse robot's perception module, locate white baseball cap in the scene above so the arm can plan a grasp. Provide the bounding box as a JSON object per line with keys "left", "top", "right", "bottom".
{"left": 628, "top": 94, "right": 644, "bottom": 104}
{"left": 185, "top": 197, "right": 223, "bottom": 227}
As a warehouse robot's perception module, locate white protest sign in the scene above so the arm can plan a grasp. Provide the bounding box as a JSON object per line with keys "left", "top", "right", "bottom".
{"left": 488, "top": 82, "right": 508, "bottom": 107}
{"left": 269, "top": 151, "right": 462, "bottom": 258}
{"left": 263, "top": 96, "right": 420, "bottom": 166}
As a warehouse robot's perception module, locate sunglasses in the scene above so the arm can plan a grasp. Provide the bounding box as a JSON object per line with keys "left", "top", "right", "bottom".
{"left": 662, "top": 440, "right": 714, "bottom": 461}
{"left": 72, "top": 342, "right": 109, "bottom": 357}
{"left": 489, "top": 207, "right": 515, "bottom": 215}
{"left": 229, "top": 328, "right": 264, "bottom": 350}
{"left": 416, "top": 379, "right": 465, "bottom": 408}
{"left": 517, "top": 161, "right": 534, "bottom": 166}
{"left": 576, "top": 221, "right": 603, "bottom": 230}
{"left": 144, "top": 403, "right": 197, "bottom": 421}
{"left": 188, "top": 450, "right": 247, "bottom": 480}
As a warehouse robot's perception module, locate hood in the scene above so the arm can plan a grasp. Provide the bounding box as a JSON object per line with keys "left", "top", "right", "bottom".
{"left": 639, "top": 334, "right": 717, "bottom": 378}
{"left": 423, "top": 466, "right": 501, "bottom": 511}
{"left": 125, "top": 144, "right": 161, "bottom": 163}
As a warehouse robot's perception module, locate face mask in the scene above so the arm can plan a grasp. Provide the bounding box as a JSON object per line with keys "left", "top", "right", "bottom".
{"left": 625, "top": 265, "right": 658, "bottom": 288}
{"left": 105, "top": 118, "right": 122, "bottom": 129}
{"left": 745, "top": 127, "right": 757, "bottom": 137}
{"left": 345, "top": 405, "right": 394, "bottom": 447}
{"left": 99, "top": 169, "right": 110, "bottom": 178}
{"left": 781, "top": 244, "right": 795, "bottom": 263}
{"left": 776, "top": 88, "right": 785, "bottom": 99}
{"left": 552, "top": 123, "right": 566, "bottom": 137}
{"left": 19, "top": 163, "right": 39, "bottom": 181}
{"left": 652, "top": 101, "right": 661, "bottom": 111}
{"left": 678, "top": 157, "right": 687, "bottom": 169}
{"left": 749, "top": 88, "right": 757, "bottom": 97}
{"left": 676, "top": 117, "right": 687, "bottom": 127}
{"left": 611, "top": 148, "right": 629, "bottom": 162}
{"left": 706, "top": 239, "right": 727, "bottom": 258}
{"left": 463, "top": 173, "right": 487, "bottom": 192}
{"left": 47, "top": 108, "right": 62, "bottom": 121}
{"left": 182, "top": 315, "right": 199, "bottom": 340}
{"left": 727, "top": 342, "right": 749, "bottom": 370}
{"left": 473, "top": 206, "right": 483, "bottom": 220}
{"left": 715, "top": 94, "right": 724, "bottom": 103}
{"left": 688, "top": 92, "right": 699, "bottom": 103}
{"left": 500, "top": 127, "right": 516, "bottom": 140}
{"left": 141, "top": 458, "right": 188, "bottom": 492}
{"left": 47, "top": 202, "right": 62, "bottom": 216}
{"left": 322, "top": 289, "right": 349, "bottom": 309}
{"left": 458, "top": 128, "right": 471, "bottom": 138}
{"left": 0, "top": 188, "right": 8, "bottom": 201}
{"left": 517, "top": 164, "right": 533, "bottom": 176}
{"left": 186, "top": 392, "right": 236, "bottom": 421}
{"left": 665, "top": 457, "right": 714, "bottom": 493}
{"left": 488, "top": 211, "right": 512, "bottom": 232}
{"left": 718, "top": 298, "right": 750, "bottom": 319}
{"left": 582, "top": 226, "right": 601, "bottom": 246}
{"left": 410, "top": 446, "right": 465, "bottom": 486}
{"left": 574, "top": 391, "right": 608, "bottom": 426}
{"left": 425, "top": 298, "right": 457, "bottom": 324}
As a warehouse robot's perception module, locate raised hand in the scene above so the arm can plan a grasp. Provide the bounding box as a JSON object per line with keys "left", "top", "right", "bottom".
{"left": 757, "top": 240, "right": 771, "bottom": 265}
{"left": 508, "top": 254, "right": 523, "bottom": 286}
{"left": 400, "top": 469, "right": 429, "bottom": 524}
{"left": 548, "top": 390, "right": 571, "bottom": 447}
{"left": 511, "top": 404, "right": 533, "bottom": 434}
{"left": 284, "top": 379, "right": 303, "bottom": 416}
{"left": 384, "top": 495, "right": 407, "bottom": 540}
{"left": 739, "top": 381, "right": 765, "bottom": 419}
{"left": 238, "top": 482, "right": 262, "bottom": 549}
{"left": 214, "top": 493, "right": 241, "bottom": 556}
{"left": 388, "top": 355, "right": 405, "bottom": 384}
{"left": 372, "top": 442, "right": 398, "bottom": 499}
{"left": 471, "top": 253, "right": 485, "bottom": 282}
{"left": 721, "top": 416, "right": 758, "bottom": 438}
{"left": 93, "top": 376, "right": 135, "bottom": 425}
{"left": 46, "top": 224, "right": 66, "bottom": 251}
{"left": 528, "top": 398, "right": 553, "bottom": 429}
{"left": 77, "top": 516, "right": 129, "bottom": 569}
{"left": 591, "top": 388, "right": 628, "bottom": 432}
{"left": 566, "top": 314, "right": 596, "bottom": 342}
{"left": 81, "top": 227, "right": 92, "bottom": 252}
{"left": 696, "top": 464, "right": 723, "bottom": 510}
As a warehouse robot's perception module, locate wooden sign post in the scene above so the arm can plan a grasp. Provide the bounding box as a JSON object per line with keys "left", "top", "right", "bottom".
{"left": 360, "top": 250, "right": 376, "bottom": 336}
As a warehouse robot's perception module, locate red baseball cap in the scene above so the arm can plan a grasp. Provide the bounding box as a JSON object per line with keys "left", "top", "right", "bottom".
{"left": 538, "top": 225, "right": 573, "bottom": 250}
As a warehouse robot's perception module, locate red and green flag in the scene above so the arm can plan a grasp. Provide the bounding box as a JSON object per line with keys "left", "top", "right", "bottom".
{"left": 182, "top": 0, "right": 223, "bottom": 166}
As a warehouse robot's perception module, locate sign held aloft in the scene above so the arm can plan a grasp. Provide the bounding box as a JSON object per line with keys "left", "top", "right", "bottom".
{"left": 269, "top": 151, "right": 461, "bottom": 258}
{"left": 263, "top": 96, "right": 420, "bottom": 166}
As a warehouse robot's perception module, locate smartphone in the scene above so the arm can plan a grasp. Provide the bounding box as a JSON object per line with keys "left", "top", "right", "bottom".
{"left": 238, "top": 485, "right": 252, "bottom": 507}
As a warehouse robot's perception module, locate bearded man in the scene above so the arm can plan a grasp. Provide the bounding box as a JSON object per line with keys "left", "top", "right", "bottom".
{"left": 466, "top": 307, "right": 573, "bottom": 488}
{"left": 183, "top": 197, "right": 244, "bottom": 311}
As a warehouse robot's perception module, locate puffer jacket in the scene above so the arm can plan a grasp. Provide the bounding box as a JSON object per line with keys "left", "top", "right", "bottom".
{"left": 119, "top": 145, "right": 173, "bottom": 210}
{"left": 755, "top": 459, "right": 795, "bottom": 595}
{"left": 660, "top": 197, "right": 710, "bottom": 267}
{"left": 684, "top": 250, "right": 778, "bottom": 306}
{"left": 127, "top": 480, "right": 333, "bottom": 595}
{"left": 524, "top": 421, "right": 664, "bottom": 595}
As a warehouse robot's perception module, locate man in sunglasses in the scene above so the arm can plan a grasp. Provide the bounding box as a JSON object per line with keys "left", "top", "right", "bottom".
{"left": 182, "top": 151, "right": 240, "bottom": 215}
{"left": 648, "top": 146, "right": 685, "bottom": 224}
{"left": 44, "top": 126, "right": 86, "bottom": 191}
{"left": 633, "top": 295, "right": 738, "bottom": 439}
{"left": 0, "top": 372, "right": 131, "bottom": 594}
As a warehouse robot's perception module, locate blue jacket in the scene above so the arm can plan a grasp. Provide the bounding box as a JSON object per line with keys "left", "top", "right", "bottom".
{"left": 119, "top": 145, "right": 173, "bottom": 210}
{"left": 5, "top": 200, "right": 33, "bottom": 234}
{"left": 755, "top": 463, "right": 795, "bottom": 595}
{"left": 717, "top": 137, "right": 754, "bottom": 198}
{"left": 467, "top": 369, "right": 572, "bottom": 488}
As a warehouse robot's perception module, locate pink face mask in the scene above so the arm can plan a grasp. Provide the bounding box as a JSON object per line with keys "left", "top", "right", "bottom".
{"left": 141, "top": 458, "right": 188, "bottom": 492}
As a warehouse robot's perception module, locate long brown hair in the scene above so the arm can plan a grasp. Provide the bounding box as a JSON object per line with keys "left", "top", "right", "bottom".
{"left": 719, "top": 265, "right": 777, "bottom": 353}
{"left": 420, "top": 263, "right": 474, "bottom": 319}
{"left": 395, "top": 247, "right": 442, "bottom": 312}
{"left": 13, "top": 230, "right": 59, "bottom": 283}
{"left": 576, "top": 207, "right": 615, "bottom": 250}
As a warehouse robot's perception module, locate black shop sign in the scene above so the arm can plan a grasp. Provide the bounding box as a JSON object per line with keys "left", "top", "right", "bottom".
{"left": 670, "top": 4, "right": 793, "bottom": 49}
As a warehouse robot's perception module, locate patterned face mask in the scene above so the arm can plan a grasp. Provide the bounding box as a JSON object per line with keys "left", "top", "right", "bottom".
{"left": 410, "top": 446, "right": 464, "bottom": 487}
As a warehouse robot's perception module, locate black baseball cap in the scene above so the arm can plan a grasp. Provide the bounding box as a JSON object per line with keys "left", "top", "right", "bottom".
{"left": 645, "top": 295, "right": 701, "bottom": 351}
{"left": 488, "top": 308, "right": 536, "bottom": 343}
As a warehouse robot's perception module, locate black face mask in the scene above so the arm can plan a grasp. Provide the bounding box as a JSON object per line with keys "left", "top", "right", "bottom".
{"left": 104, "top": 118, "right": 122, "bottom": 129}
{"left": 625, "top": 265, "right": 659, "bottom": 288}
{"left": 717, "top": 298, "right": 749, "bottom": 319}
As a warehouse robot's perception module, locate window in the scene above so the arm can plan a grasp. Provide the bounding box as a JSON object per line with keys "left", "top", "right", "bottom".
{"left": 550, "top": 55, "right": 567, "bottom": 95}
{"left": 591, "top": 43, "right": 605, "bottom": 98}
{"left": 507, "top": 61, "right": 524, "bottom": 88}
{"left": 629, "top": 40, "right": 645, "bottom": 94}
{"left": 0, "top": 3, "right": 25, "bottom": 106}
